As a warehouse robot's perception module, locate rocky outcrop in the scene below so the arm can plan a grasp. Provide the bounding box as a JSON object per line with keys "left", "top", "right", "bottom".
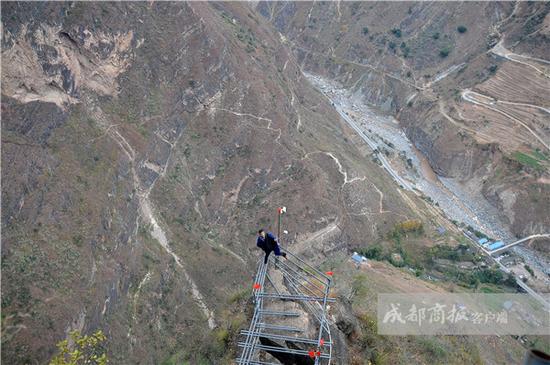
{"left": 332, "top": 296, "right": 360, "bottom": 340}
{"left": 2, "top": 22, "right": 138, "bottom": 109}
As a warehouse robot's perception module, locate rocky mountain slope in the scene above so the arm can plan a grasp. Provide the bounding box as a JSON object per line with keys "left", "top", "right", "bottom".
{"left": 2, "top": 2, "right": 548, "bottom": 364}
{"left": 2, "top": 2, "right": 419, "bottom": 364}
{"left": 258, "top": 1, "right": 550, "bottom": 239}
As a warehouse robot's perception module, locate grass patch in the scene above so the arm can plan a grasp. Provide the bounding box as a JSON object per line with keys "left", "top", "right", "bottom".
{"left": 351, "top": 274, "right": 369, "bottom": 299}
{"left": 532, "top": 149, "right": 548, "bottom": 161}
{"left": 236, "top": 26, "right": 257, "bottom": 53}
{"left": 511, "top": 151, "right": 544, "bottom": 171}
{"left": 478, "top": 285, "right": 504, "bottom": 293}
{"left": 228, "top": 288, "right": 251, "bottom": 304}
{"left": 416, "top": 337, "right": 448, "bottom": 360}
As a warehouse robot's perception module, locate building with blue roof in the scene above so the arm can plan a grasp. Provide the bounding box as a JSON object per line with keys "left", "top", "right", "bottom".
{"left": 488, "top": 241, "right": 505, "bottom": 251}
{"left": 352, "top": 252, "right": 367, "bottom": 264}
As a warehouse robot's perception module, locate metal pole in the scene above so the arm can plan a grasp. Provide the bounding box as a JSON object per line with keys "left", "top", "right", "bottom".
{"left": 240, "top": 259, "right": 269, "bottom": 364}
{"left": 314, "top": 277, "right": 331, "bottom": 365}
{"left": 277, "top": 208, "right": 282, "bottom": 246}
{"left": 276, "top": 207, "right": 285, "bottom": 268}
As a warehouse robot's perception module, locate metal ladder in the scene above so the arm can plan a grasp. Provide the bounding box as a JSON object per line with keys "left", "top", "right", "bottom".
{"left": 237, "top": 250, "right": 334, "bottom": 365}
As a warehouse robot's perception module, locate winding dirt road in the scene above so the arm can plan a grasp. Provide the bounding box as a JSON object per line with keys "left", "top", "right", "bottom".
{"left": 461, "top": 90, "right": 550, "bottom": 152}
{"left": 491, "top": 40, "right": 550, "bottom": 78}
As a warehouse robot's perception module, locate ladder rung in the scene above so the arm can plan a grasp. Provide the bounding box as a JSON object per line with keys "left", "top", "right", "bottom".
{"left": 258, "top": 323, "right": 303, "bottom": 332}
{"left": 258, "top": 310, "right": 300, "bottom": 317}
{"left": 258, "top": 292, "right": 335, "bottom": 302}
{"left": 240, "top": 331, "right": 332, "bottom": 346}
{"left": 236, "top": 361, "right": 280, "bottom": 365}
{"left": 238, "top": 342, "right": 330, "bottom": 359}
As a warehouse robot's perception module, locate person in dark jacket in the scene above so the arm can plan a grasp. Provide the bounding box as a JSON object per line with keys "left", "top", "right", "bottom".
{"left": 257, "top": 229, "right": 286, "bottom": 264}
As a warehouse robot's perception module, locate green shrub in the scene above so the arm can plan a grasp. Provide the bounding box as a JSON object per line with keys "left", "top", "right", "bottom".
{"left": 390, "top": 28, "right": 402, "bottom": 38}
{"left": 427, "top": 244, "right": 474, "bottom": 265}
{"left": 474, "top": 229, "right": 487, "bottom": 239}
{"left": 358, "top": 244, "right": 385, "bottom": 260}
{"left": 439, "top": 46, "right": 451, "bottom": 58}
{"left": 50, "top": 330, "right": 108, "bottom": 365}
{"left": 400, "top": 42, "right": 410, "bottom": 57}
{"left": 504, "top": 273, "right": 517, "bottom": 287}
{"left": 394, "top": 220, "right": 424, "bottom": 235}
{"left": 362, "top": 26, "right": 369, "bottom": 35}
{"left": 474, "top": 269, "right": 504, "bottom": 285}
{"left": 214, "top": 328, "right": 230, "bottom": 347}
{"left": 72, "top": 235, "right": 83, "bottom": 247}
{"left": 457, "top": 25, "right": 467, "bottom": 33}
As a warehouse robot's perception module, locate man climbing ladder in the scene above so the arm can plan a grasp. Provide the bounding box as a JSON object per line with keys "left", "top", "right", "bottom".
{"left": 256, "top": 229, "right": 286, "bottom": 264}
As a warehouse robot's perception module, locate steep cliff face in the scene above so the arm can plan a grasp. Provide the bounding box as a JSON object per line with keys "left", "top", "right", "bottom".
{"left": 259, "top": 1, "right": 550, "bottom": 238}
{"left": 2, "top": 2, "right": 415, "bottom": 364}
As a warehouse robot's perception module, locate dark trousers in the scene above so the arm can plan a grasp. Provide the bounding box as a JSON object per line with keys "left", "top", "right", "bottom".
{"left": 263, "top": 244, "right": 283, "bottom": 264}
